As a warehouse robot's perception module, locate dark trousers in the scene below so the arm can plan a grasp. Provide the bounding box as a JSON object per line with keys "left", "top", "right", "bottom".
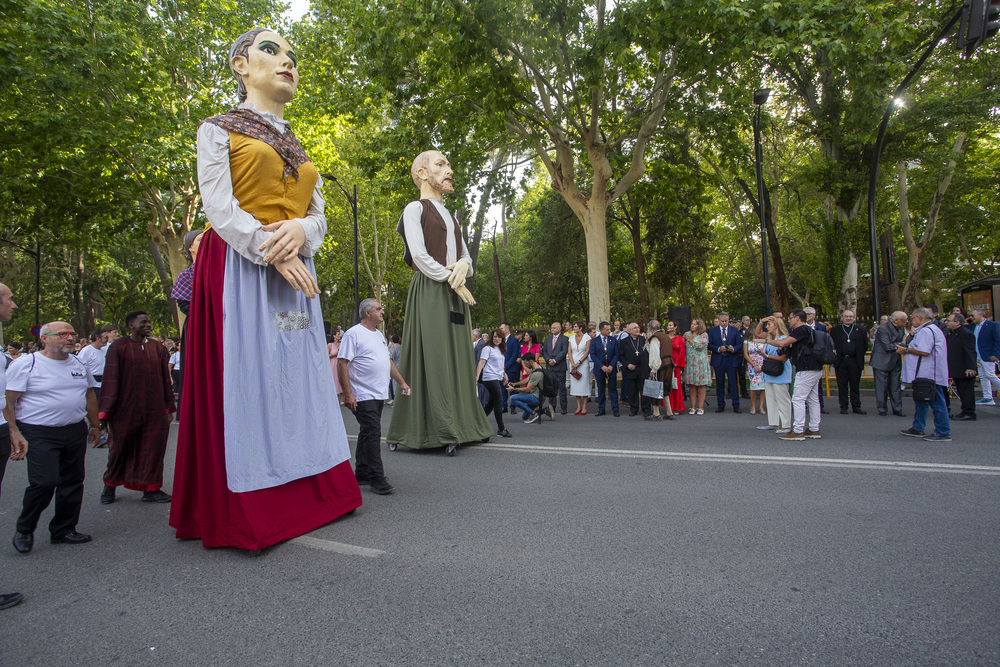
{"left": 714, "top": 365, "right": 740, "bottom": 408}
{"left": 874, "top": 367, "right": 902, "bottom": 414}
{"left": 945, "top": 377, "right": 976, "bottom": 417}
{"left": 0, "top": 429, "right": 9, "bottom": 500}
{"left": 835, "top": 357, "right": 862, "bottom": 410}
{"left": 16, "top": 421, "right": 87, "bottom": 538}
{"left": 625, "top": 376, "right": 651, "bottom": 415}
{"left": 352, "top": 400, "right": 385, "bottom": 481}
{"left": 594, "top": 368, "right": 619, "bottom": 412}
{"left": 620, "top": 376, "right": 631, "bottom": 404}
{"left": 481, "top": 379, "right": 506, "bottom": 430}
{"left": 543, "top": 371, "right": 568, "bottom": 414}
{"left": 738, "top": 359, "right": 749, "bottom": 398}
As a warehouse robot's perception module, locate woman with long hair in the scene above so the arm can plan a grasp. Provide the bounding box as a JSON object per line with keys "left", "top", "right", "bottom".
{"left": 476, "top": 328, "right": 511, "bottom": 437}
{"left": 743, "top": 328, "right": 767, "bottom": 415}
{"left": 519, "top": 330, "right": 541, "bottom": 380}
{"left": 758, "top": 316, "right": 793, "bottom": 433}
{"left": 683, "top": 318, "right": 710, "bottom": 415}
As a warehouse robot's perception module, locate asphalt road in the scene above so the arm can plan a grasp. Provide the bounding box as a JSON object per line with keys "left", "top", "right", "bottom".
{"left": 1, "top": 395, "right": 998, "bottom": 666}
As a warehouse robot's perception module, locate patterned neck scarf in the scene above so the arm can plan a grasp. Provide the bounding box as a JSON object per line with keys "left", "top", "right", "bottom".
{"left": 203, "top": 108, "right": 310, "bottom": 179}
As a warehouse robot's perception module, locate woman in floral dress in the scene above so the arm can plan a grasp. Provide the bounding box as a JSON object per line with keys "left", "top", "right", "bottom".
{"left": 683, "top": 319, "right": 710, "bottom": 415}
{"left": 743, "top": 336, "right": 767, "bottom": 415}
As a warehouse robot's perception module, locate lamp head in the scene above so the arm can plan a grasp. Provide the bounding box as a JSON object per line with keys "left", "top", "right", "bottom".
{"left": 753, "top": 88, "right": 771, "bottom": 106}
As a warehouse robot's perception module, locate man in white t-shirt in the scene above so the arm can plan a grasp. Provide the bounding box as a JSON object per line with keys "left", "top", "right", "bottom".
{"left": 76, "top": 330, "right": 109, "bottom": 391}
{"left": 338, "top": 299, "right": 410, "bottom": 495}
{"left": 6, "top": 321, "right": 100, "bottom": 554}
{"left": 0, "top": 282, "right": 24, "bottom": 609}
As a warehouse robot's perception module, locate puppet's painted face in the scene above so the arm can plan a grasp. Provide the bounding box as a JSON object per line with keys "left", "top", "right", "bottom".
{"left": 420, "top": 151, "right": 454, "bottom": 195}
{"left": 234, "top": 32, "right": 299, "bottom": 104}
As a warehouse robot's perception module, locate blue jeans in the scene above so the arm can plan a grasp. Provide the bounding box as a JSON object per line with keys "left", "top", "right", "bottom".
{"left": 510, "top": 393, "right": 540, "bottom": 420}
{"left": 912, "top": 386, "right": 950, "bottom": 436}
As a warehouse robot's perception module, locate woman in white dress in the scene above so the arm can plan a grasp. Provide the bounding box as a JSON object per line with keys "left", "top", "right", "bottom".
{"left": 568, "top": 321, "right": 592, "bottom": 415}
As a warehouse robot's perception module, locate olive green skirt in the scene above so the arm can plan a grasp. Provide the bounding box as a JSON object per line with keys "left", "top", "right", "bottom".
{"left": 386, "top": 272, "right": 493, "bottom": 448}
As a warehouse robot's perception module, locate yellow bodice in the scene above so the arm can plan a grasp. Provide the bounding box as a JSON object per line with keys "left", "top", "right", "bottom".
{"left": 228, "top": 132, "right": 318, "bottom": 225}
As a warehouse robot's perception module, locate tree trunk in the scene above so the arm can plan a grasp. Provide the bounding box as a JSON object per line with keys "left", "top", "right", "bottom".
{"left": 837, "top": 251, "right": 858, "bottom": 315}
{"left": 680, "top": 272, "right": 689, "bottom": 305}
{"left": 626, "top": 215, "right": 650, "bottom": 324}
{"left": 491, "top": 235, "right": 506, "bottom": 323}
{"left": 581, "top": 201, "right": 611, "bottom": 322}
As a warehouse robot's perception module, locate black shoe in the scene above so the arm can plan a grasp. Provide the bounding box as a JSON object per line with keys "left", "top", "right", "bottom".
{"left": 878, "top": 412, "right": 887, "bottom": 416}
{"left": 50, "top": 531, "right": 91, "bottom": 545}
{"left": 100, "top": 486, "right": 116, "bottom": 505}
{"left": 643, "top": 414, "right": 660, "bottom": 421}
{"left": 142, "top": 490, "right": 172, "bottom": 503}
{"left": 369, "top": 477, "right": 395, "bottom": 494}
{"left": 524, "top": 413, "right": 540, "bottom": 424}
{"left": 853, "top": 409, "right": 867, "bottom": 415}
{"left": 497, "top": 428, "right": 512, "bottom": 438}
{"left": 560, "top": 411, "right": 567, "bottom": 415}
{"left": 820, "top": 408, "right": 830, "bottom": 415}
{"left": 595, "top": 411, "right": 606, "bottom": 416}
{"left": 733, "top": 407, "right": 742, "bottom": 414}
{"left": 662, "top": 415, "right": 675, "bottom": 420}
{"left": 900, "top": 428, "right": 925, "bottom": 438}
{"left": 613, "top": 410, "right": 620, "bottom": 417}
{"left": 716, "top": 407, "right": 725, "bottom": 413}
{"left": 953, "top": 413, "right": 976, "bottom": 421}
{"left": 12, "top": 532, "right": 32, "bottom": 554}
{"left": 629, "top": 411, "right": 639, "bottom": 417}
{"left": 893, "top": 411, "right": 906, "bottom": 417}
{"left": 0, "top": 592, "right": 24, "bottom": 610}
{"left": 840, "top": 408, "right": 849, "bottom": 414}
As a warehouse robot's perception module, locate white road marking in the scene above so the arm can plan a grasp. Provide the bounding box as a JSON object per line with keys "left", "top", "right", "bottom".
{"left": 478, "top": 443, "right": 1000, "bottom": 476}
{"left": 291, "top": 535, "right": 386, "bottom": 557}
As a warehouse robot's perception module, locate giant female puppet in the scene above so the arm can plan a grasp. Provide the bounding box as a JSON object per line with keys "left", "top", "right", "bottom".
{"left": 385, "top": 151, "right": 493, "bottom": 455}
{"left": 169, "top": 29, "right": 361, "bottom": 550}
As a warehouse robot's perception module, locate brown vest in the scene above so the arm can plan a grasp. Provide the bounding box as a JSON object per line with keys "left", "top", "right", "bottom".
{"left": 650, "top": 331, "right": 673, "bottom": 362}
{"left": 397, "top": 200, "right": 463, "bottom": 271}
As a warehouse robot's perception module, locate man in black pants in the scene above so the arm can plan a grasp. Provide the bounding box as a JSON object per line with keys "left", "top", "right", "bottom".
{"left": 945, "top": 313, "right": 977, "bottom": 421}
{"left": 619, "top": 323, "right": 652, "bottom": 419}
{"left": 829, "top": 310, "right": 869, "bottom": 415}
{"left": 338, "top": 299, "right": 410, "bottom": 494}
{"left": 7, "top": 320, "right": 101, "bottom": 556}
{"left": 0, "top": 282, "right": 25, "bottom": 609}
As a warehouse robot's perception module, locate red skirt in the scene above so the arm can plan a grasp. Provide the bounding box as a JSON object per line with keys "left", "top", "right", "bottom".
{"left": 168, "top": 230, "right": 361, "bottom": 550}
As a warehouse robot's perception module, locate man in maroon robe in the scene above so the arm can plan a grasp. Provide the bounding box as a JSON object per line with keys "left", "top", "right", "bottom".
{"left": 98, "top": 311, "right": 176, "bottom": 504}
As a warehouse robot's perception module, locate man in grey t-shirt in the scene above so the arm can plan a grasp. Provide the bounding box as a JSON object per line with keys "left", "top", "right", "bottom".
{"left": 338, "top": 299, "right": 410, "bottom": 495}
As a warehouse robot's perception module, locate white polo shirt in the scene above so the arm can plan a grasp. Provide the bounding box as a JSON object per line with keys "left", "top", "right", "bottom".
{"left": 77, "top": 343, "right": 106, "bottom": 386}
{"left": 339, "top": 324, "right": 390, "bottom": 402}
{"left": 5, "top": 353, "right": 98, "bottom": 427}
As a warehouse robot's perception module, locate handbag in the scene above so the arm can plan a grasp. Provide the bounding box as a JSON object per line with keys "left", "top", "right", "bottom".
{"left": 762, "top": 357, "right": 785, "bottom": 376}
{"left": 910, "top": 355, "right": 936, "bottom": 402}
{"left": 671, "top": 373, "right": 679, "bottom": 390}
{"left": 570, "top": 369, "right": 582, "bottom": 380}
{"left": 642, "top": 379, "right": 664, "bottom": 399}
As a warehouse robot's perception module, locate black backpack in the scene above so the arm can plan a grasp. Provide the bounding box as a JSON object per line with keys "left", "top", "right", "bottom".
{"left": 808, "top": 329, "right": 838, "bottom": 366}
{"left": 538, "top": 365, "right": 560, "bottom": 397}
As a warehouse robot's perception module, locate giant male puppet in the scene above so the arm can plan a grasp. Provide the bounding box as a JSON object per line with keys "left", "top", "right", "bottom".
{"left": 386, "top": 151, "right": 493, "bottom": 455}
{"left": 169, "top": 28, "right": 361, "bottom": 550}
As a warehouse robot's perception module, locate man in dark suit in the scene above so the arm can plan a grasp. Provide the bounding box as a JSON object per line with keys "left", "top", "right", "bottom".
{"left": 829, "top": 309, "right": 869, "bottom": 414}
{"left": 618, "top": 322, "right": 652, "bottom": 418}
{"left": 589, "top": 321, "right": 620, "bottom": 417}
{"left": 542, "top": 321, "right": 569, "bottom": 416}
{"left": 971, "top": 308, "right": 1000, "bottom": 405}
{"left": 870, "top": 310, "right": 906, "bottom": 417}
{"left": 500, "top": 323, "right": 520, "bottom": 412}
{"left": 945, "top": 313, "right": 978, "bottom": 421}
{"left": 707, "top": 312, "right": 742, "bottom": 412}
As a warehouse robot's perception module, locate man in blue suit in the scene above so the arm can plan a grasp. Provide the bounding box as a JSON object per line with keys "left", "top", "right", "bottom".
{"left": 707, "top": 312, "right": 743, "bottom": 413}
{"left": 589, "top": 321, "right": 620, "bottom": 417}
{"left": 501, "top": 323, "right": 521, "bottom": 411}
{"left": 971, "top": 309, "right": 1000, "bottom": 405}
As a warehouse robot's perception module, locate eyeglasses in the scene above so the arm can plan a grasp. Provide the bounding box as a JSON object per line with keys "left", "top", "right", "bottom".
{"left": 43, "top": 331, "right": 78, "bottom": 339}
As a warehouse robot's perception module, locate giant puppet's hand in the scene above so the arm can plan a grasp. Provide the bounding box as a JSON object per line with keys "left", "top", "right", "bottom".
{"left": 445, "top": 260, "right": 471, "bottom": 290}
{"left": 259, "top": 219, "right": 306, "bottom": 264}
{"left": 453, "top": 284, "right": 476, "bottom": 306}
{"left": 274, "top": 255, "right": 319, "bottom": 298}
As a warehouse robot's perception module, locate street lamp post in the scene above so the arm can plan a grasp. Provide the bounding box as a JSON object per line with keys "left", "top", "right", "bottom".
{"left": 322, "top": 173, "right": 359, "bottom": 324}
{"left": 752, "top": 88, "right": 772, "bottom": 316}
